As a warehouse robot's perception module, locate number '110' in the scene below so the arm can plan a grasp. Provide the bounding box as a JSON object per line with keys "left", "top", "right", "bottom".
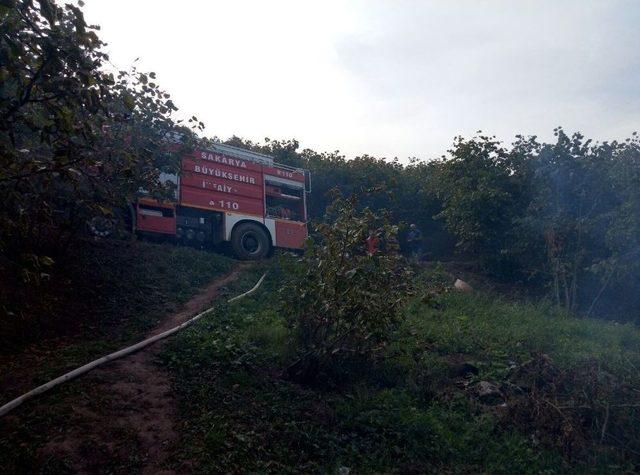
{"left": 219, "top": 200, "right": 239, "bottom": 210}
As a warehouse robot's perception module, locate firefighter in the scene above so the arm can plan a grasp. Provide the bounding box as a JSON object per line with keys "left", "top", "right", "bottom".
{"left": 281, "top": 206, "right": 292, "bottom": 220}
{"left": 406, "top": 223, "right": 423, "bottom": 262}
{"left": 365, "top": 229, "right": 380, "bottom": 256}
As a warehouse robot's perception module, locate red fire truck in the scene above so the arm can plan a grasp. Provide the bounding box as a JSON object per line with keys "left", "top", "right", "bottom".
{"left": 133, "top": 143, "right": 310, "bottom": 259}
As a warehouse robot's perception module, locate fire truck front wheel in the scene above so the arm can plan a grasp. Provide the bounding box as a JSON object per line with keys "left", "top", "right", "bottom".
{"left": 231, "top": 222, "right": 271, "bottom": 260}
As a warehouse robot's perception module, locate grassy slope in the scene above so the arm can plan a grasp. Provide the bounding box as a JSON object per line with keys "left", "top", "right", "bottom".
{"left": 163, "top": 263, "right": 640, "bottom": 474}
{"left": 0, "top": 239, "right": 235, "bottom": 472}
{"left": 1, "top": 239, "right": 234, "bottom": 395}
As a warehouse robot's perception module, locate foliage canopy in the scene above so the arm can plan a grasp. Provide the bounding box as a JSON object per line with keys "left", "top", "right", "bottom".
{"left": 0, "top": 0, "right": 199, "bottom": 275}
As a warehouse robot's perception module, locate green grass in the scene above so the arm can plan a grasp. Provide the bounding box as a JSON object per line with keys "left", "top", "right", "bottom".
{"left": 1, "top": 239, "right": 234, "bottom": 392}
{"left": 403, "top": 291, "right": 640, "bottom": 379}
{"left": 3, "top": 253, "right": 638, "bottom": 473}
{"left": 163, "top": 262, "right": 640, "bottom": 473}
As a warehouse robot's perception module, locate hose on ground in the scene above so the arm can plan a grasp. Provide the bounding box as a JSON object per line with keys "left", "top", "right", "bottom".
{"left": 0, "top": 272, "right": 267, "bottom": 418}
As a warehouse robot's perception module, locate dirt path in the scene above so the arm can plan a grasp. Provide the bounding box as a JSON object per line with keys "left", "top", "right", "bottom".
{"left": 38, "top": 264, "right": 249, "bottom": 473}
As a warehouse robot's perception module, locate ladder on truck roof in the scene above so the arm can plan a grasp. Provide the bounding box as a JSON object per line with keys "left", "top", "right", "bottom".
{"left": 205, "top": 142, "right": 311, "bottom": 192}
{"left": 208, "top": 143, "right": 306, "bottom": 174}
{"left": 208, "top": 143, "right": 275, "bottom": 167}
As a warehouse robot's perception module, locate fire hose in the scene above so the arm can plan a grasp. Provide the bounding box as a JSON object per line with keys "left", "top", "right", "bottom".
{"left": 0, "top": 272, "right": 267, "bottom": 418}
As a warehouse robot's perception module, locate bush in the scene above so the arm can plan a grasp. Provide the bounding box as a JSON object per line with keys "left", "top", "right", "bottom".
{"left": 281, "top": 193, "right": 412, "bottom": 383}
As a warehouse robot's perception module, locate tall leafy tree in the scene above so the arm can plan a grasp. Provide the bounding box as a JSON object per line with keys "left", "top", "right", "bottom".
{"left": 432, "top": 129, "right": 640, "bottom": 318}
{"left": 432, "top": 134, "right": 531, "bottom": 273}
{"left": 0, "top": 0, "right": 198, "bottom": 272}
{"left": 529, "top": 130, "right": 640, "bottom": 314}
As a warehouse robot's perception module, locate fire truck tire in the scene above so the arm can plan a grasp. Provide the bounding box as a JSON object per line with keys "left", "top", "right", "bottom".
{"left": 87, "top": 215, "right": 116, "bottom": 238}
{"left": 231, "top": 222, "right": 271, "bottom": 260}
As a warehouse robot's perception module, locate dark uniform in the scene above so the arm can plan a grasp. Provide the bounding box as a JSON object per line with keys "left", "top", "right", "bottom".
{"left": 407, "top": 224, "right": 423, "bottom": 261}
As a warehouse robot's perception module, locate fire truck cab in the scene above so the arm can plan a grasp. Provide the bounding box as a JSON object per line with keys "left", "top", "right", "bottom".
{"left": 134, "top": 143, "right": 310, "bottom": 259}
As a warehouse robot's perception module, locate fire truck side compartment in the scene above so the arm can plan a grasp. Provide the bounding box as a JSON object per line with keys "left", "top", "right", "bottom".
{"left": 136, "top": 202, "right": 176, "bottom": 235}
{"left": 175, "top": 206, "right": 223, "bottom": 244}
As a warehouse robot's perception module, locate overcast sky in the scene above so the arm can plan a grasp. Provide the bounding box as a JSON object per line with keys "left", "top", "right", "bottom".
{"left": 83, "top": 0, "right": 639, "bottom": 161}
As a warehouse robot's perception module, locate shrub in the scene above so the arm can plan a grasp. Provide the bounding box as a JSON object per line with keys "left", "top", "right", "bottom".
{"left": 281, "top": 193, "right": 412, "bottom": 383}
